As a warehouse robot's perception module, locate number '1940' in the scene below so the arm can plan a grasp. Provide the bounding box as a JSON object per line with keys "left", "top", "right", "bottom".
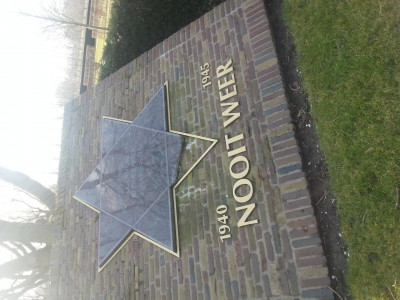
{"left": 216, "top": 204, "right": 231, "bottom": 242}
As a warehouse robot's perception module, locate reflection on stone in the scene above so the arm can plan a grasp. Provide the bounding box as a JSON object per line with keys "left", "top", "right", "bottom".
{"left": 99, "top": 213, "right": 132, "bottom": 266}
{"left": 100, "top": 127, "right": 168, "bottom": 227}
{"left": 131, "top": 88, "right": 167, "bottom": 131}
{"left": 166, "top": 134, "right": 183, "bottom": 185}
{"left": 134, "top": 189, "right": 173, "bottom": 250}
{"left": 74, "top": 86, "right": 182, "bottom": 269}
{"left": 101, "top": 118, "right": 130, "bottom": 158}
{"left": 74, "top": 162, "right": 103, "bottom": 211}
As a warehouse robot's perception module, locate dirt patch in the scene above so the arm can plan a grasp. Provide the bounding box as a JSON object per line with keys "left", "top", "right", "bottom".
{"left": 264, "top": 1, "right": 352, "bottom": 299}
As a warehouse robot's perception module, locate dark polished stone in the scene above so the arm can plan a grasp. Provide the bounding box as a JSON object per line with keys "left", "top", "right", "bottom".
{"left": 100, "top": 127, "right": 169, "bottom": 227}
{"left": 134, "top": 189, "right": 173, "bottom": 250}
{"left": 131, "top": 88, "right": 168, "bottom": 131}
{"left": 75, "top": 118, "right": 130, "bottom": 211}
{"left": 101, "top": 118, "right": 130, "bottom": 158}
{"left": 99, "top": 213, "right": 133, "bottom": 266}
{"left": 166, "top": 133, "right": 182, "bottom": 185}
{"left": 74, "top": 86, "right": 182, "bottom": 268}
{"left": 74, "top": 162, "right": 102, "bottom": 210}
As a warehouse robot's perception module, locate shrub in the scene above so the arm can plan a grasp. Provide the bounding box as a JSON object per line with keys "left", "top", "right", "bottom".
{"left": 100, "top": 0, "right": 225, "bottom": 79}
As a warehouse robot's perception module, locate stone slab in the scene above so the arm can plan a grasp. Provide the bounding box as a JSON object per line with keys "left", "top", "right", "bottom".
{"left": 50, "top": 0, "right": 333, "bottom": 299}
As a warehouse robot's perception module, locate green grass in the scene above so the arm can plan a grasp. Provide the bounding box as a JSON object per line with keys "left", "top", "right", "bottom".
{"left": 284, "top": 0, "right": 400, "bottom": 298}
{"left": 99, "top": 0, "right": 224, "bottom": 79}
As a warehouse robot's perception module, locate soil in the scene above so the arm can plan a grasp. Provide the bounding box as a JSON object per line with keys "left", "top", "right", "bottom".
{"left": 264, "top": 1, "right": 352, "bottom": 299}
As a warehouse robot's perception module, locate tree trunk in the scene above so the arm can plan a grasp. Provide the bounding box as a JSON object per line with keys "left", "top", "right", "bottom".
{"left": 0, "top": 245, "right": 51, "bottom": 279}
{"left": 0, "top": 166, "right": 55, "bottom": 211}
{"left": 0, "top": 220, "right": 52, "bottom": 244}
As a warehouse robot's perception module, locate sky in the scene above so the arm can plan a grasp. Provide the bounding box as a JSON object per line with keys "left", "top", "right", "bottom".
{"left": 0, "top": 0, "right": 68, "bottom": 187}
{"left": 0, "top": 0, "right": 70, "bottom": 289}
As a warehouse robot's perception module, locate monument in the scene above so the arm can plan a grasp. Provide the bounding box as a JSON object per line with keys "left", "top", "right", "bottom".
{"left": 50, "top": 0, "right": 334, "bottom": 299}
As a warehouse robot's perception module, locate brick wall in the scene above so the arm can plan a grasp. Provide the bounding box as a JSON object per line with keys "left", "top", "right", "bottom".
{"left": 84, "top": 45, "right": 100, "bottom": 87}
{"left": 49, "top": 0, "right": 333, "bottom": 299}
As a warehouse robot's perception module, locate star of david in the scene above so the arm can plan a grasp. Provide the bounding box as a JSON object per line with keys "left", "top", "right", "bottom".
{"left": 74, "top": 83, "right": 218, "bottom": 271}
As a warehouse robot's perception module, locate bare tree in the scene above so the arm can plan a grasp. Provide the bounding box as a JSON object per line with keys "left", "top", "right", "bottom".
{"left": 20, "top": 11, "right": 108, "bottom": 32}
{"left": 0, "top": 248, "right": 50, "bottom": 300}
{"left": 0, "top": 167, "right": 54, "bottom": 299}
{"left": 19, "top": 0, "right": 108, "bottom": 32}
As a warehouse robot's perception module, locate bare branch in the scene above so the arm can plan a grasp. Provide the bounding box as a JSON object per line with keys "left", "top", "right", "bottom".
{"left": 0, "top": 242, "right": 23, "bottom": 257}
{"left": 19, "top": 11, "right": 108, "bottom": 32}
{"left": 9, "top": 242, "right": 29, "bottom": 256}
{"left": 0, "top": 166, "right": 55, "bottom": 211}
{"left": 0, "top": 245, "right": 51, "bottom": 279}
{"left": 0, "top": 272, "right": 47, "bottom": 299}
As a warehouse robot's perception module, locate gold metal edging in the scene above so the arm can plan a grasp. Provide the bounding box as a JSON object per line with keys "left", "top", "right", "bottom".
{"left": 102, "top": 116, "right": 132, "bottom": 123}
{"left": 165, "top": 81, "right": 172, "bottom": 131}
{"left": 170, "top": 131, "right": 218, "bottom": 187}
{"left": 73, "top": 196, "right": 100, "bottom": 213}
{"left": 98, "top": 230, "right": 135, "bottom": 272}
{"left": 133, "top": 232, "right": 180, "bottom": 257}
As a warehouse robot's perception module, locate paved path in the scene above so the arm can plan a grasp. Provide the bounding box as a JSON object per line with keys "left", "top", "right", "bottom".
{"left": 49, "top": 0, "right": 334, "bottom": 299}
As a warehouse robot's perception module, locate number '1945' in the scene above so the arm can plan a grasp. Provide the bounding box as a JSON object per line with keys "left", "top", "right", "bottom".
{"left": 200, "top": 63, "right": 211, "bottom": 89}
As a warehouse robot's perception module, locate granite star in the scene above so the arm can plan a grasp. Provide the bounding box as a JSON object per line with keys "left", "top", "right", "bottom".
{"left": 74, "top": 83, "right": 218, "bottom": 271}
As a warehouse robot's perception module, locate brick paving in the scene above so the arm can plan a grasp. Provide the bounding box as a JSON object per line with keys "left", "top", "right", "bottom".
{"left": 49, "top": 0, "right": 334, "bottom": 299}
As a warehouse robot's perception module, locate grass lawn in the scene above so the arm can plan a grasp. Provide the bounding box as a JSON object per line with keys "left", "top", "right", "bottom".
{"left": 284, "top": 0, "right": 400, "bottom": 298}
